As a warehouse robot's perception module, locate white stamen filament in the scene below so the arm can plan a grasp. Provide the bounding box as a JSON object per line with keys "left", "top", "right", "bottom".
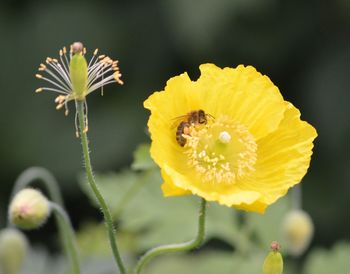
{"left": 87, "top": 63, "right": 104, "bottom": 82}
{"left": 45, "top": 63, "right": 71, "bottom": 90}
{"left": 36, "top": 44, "right": 122, "bottom": 117}
{"left": 88, "top": 64, "right": 113, "bottom": 85}
{"left": 41, "top": 87, "right": 69, "bottom": 95}
{"left": 87, "top": 49, "right": 98, "bottom": 68}
{"left": 88, "top": 74, "right": 116, "bottom": 93}
{"left": 40, "top": 76, "right": 70, "bottom": 93}
{"left": 87, "top": 57, "right": 100, "bottom": 76}
{"left": 63, "top": 49, "right": 71, "bottom": 71}
{"left": 59, "top": 50, "right": 70, "bottom": 76}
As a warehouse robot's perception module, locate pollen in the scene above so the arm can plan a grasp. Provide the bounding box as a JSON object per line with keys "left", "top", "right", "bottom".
{"left": 184, "top": 116, "right": 257, "bottom": 184}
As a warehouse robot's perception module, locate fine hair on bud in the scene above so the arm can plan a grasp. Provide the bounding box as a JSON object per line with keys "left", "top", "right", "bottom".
{"left": 9, "top": 188, "right": 51, "bottom": 230}
{"left": 0, "top": 228, "right": 28, "bottom": 274}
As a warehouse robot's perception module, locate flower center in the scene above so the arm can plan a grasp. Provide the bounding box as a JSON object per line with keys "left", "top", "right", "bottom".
{"left": 184, "top": 115, "right": 257, "bottom": 184}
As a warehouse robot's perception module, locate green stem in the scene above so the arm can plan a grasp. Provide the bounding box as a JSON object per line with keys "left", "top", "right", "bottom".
{"left": 50, "top": 202, "right": 81, "bottom": 274}
{"left": 291, "top": 185, "right": 302, "bottom": 210}
{"left": 10, "top": 167, "right": 63, "bottom": 206}
{"left": 134, "top": 198, "right": 207, "bottom": 274}
{"left": 76, "top": 100, "right": 126, "bottom": 274}
{"left": 9, "top": 167, "right": 80, "bottom": 273}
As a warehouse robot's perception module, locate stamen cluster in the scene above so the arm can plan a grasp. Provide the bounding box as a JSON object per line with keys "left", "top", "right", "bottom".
{"left": 185, "top": 116, "right": 257, "bottom": 184}
{"left": 35, "top": 42, "right": 123, "bottom": 115}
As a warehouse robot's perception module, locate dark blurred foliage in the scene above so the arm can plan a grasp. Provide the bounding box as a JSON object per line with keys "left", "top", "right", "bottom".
{"left": 0, "top": 0, "right": 350, "bottom": 249}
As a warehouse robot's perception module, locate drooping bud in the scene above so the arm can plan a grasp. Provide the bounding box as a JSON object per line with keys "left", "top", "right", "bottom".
{"left": 263, "top": 241, "right": 283, "bottom": 274}
{"left": 70, "top": 42, "right": 88, "bottom": 100}
{"left": 282, "top": 209, "right": 314, "bottom": 256}
{"left": 9, "top": 188, "right": 51, "bottom": 230}
{"left": 0, "top": 228, "right": 28, "bottom": 274}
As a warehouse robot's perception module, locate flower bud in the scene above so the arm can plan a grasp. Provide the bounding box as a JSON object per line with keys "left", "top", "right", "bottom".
{"left": 9, "top": 188, "right": 51, "bottom": 230}
{"left": 282, "top": 209, "right": 314, "bottom": 256}
{"left": 0, "top": 228, "right": 28, "bottom": 274}
{"left": 263, "top": 241, "right": 283, "bottom": 274}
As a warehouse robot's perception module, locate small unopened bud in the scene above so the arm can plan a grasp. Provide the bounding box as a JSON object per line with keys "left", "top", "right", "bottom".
{"left": 0, "top": 228, "right": 28, "bottom": 274}
{"left": 72, "top": 42, "right": 84, "bottom": 54}
{"left": 282, "top": 209, "right": 314, "bottom": 256}
{"left": 9, "top": 188, "right": 51, "bottom": 230}
{"left": 263, "top": 241, "right": 283, "bottom": 274}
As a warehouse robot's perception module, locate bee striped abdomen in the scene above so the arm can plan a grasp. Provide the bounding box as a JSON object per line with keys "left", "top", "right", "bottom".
{"left": 176, "top": 121, "right": 190, "bottom": 147}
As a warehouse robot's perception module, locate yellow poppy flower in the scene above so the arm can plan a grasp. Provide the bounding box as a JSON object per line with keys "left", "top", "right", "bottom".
{"left": 144, "top": 64, "right": 317, "bottom": 213}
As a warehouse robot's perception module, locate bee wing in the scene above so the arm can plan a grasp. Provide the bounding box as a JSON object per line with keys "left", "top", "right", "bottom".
{"left": 170, "top": 115, "right": 188, "bottom": 129}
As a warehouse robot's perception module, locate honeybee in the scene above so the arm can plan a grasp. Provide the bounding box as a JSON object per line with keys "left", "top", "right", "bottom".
{"left": 173, "top": 109, "right": 212, "bottom": 147}
{"left": 176, "top": 121, "right": 191, "bottom": 147}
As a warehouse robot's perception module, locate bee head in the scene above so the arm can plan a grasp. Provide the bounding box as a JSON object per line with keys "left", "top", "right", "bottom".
{"left": 198, "top": 109, "right": 207, "bottom": 124}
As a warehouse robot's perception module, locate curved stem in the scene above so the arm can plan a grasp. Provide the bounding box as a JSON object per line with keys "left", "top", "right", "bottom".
{"left": 9, "top": 167, "right": 80, "bottom": 273}
{"left": 10, "top": 167, "right": 64, "bottom": 206}
{"left": 134, "top": 198, "right": 207, "bottom": 274}
{"left": 50, "top": 202, "right": 81, "bottom": 274}
{"left": 76, "top": 100, "right": 126, "bottom": 274}
{"left": 291, "top": 185, "right": 302, "bottom": 210}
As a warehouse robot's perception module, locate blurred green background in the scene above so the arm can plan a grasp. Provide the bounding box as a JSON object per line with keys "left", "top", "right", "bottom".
{"left": 0, "top": 0, "right": 349, "bottom": 259}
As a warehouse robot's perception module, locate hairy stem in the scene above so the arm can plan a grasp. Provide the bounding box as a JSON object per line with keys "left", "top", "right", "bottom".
{"left": 134, "top": 198, "right": 207, "bottom": 274}
{"left": 50, "top": 203, "right": 81, "bottom": 274}
{"left": 76, "top": 100, "right": 126, "bottom": 274}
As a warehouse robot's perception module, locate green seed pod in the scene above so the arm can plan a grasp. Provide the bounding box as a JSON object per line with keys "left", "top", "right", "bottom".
{"left": 9, "top": 188, "right": 51, "bottom": 230}
{"left": 282, "top": 209, "right": 314, "bottom": 256}
{"left": 70, "top": 42, "right": 88, "bottom": 100}
{"left": 0, "top": 228, "right": 28, "bottom": 274}
{"left": 263, "top": 242, "right": 283, "bottom": 274}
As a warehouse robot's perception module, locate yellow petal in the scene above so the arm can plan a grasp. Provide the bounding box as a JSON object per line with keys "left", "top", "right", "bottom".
{"left": 162, "top": 164, "right": 262, "bottom": 208}
{"left": 241, "top": 102, "right": 317, "bottom": 206}
{"left": 161, "top": 169, "right": 191, "bottom": 196}
{"left": 144, "top": 72, "right": 199, "bottom": 123}
{"left": 195, "top": 64, "right": 286, "bottom": 140}
{"left": 144, "top": 72, "right": 198, "bottom": 169}
{"left": 233, "top": 199, "right": 268, "bottom": 214}
{"left": 144, "top": 64, "right": 317, "bottom": 213}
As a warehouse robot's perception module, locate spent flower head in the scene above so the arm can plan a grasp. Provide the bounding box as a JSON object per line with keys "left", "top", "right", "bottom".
{"left": 36, "top": 42, "right": 123, "bottom": 135}
{"left": 144, "top": 64, "right": 317, "bottom": 213}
